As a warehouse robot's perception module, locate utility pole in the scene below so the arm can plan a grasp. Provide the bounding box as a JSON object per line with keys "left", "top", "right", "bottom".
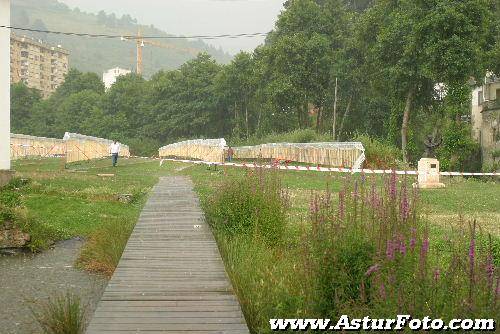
{"left": 332, "top": 77, "right": 338, "bottom": 141}
{"left": 0, "top": 0, "right": 11, "bottom": 178}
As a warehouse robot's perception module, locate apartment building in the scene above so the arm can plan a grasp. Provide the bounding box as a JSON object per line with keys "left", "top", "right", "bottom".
{"left": 10, "top": 34, "right": 69, "bottom": 98}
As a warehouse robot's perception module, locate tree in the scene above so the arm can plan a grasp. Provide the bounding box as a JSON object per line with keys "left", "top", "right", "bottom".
{"left": 11, "top": 83, "right": 42, "bottom": 134}
{"left": 151, "top": 54, "right": 222, "bottom": 140}
{"left": 215, "top": 52, "right": 257, "bottom": 138}
{"left": 357, "top": 0, "right": 495, "bottom": 162}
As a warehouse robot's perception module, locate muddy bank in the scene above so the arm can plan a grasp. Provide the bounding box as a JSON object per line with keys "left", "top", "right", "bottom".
{"left": 0, "top": 239, "right": 107, "bottom": 334}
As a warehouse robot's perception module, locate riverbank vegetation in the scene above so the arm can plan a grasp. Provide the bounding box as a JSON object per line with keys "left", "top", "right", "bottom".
{"left": 182, "top": 163, "right": 499, "bottom": 332}
{"left": 1, "top": 158, "right": 173, "bottom": 276}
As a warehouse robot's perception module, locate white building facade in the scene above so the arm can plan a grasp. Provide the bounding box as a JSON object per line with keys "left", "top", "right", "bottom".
{"left": 471, "top": 72, "right": 500, "bottom": 168}
{"left": 102, "top": 67, "right": 131, "bottom": 90}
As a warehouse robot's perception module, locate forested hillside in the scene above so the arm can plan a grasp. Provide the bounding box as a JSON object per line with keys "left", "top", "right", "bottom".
{"left": 11, "top": 0, "right": 232, "bottom": 76}
{"left": 11, "top": 0, "right": 500, "bottom": 172}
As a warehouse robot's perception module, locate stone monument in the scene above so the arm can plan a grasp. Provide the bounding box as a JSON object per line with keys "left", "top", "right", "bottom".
{"left": 415, "top": 135, "right": 445, "bottom": 189}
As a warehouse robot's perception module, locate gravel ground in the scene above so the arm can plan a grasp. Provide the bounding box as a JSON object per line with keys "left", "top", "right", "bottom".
{"left": 0, "top": 239, "right": 108, "bottom": 334}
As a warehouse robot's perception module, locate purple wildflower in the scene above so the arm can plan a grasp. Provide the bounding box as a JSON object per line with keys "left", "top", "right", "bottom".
{"left": 379, "top": 282, "right": 386, "bottom": 300}
{"left": 486, "top": 254, "right": 494, "bottom": 288}
{"left": 409, "top": 228, "right": 417, "bottom": 250}
{"left": 386, "top": 240, "right": 395, "bottom": 261}
{"left": 434, "top": 268, "right": 440, "bottom": 281}
{"left": 400, "top": 240, "right": 407, "bottom": 255}
{"left": 421, "top": 238, "right": 429, "bottom": 254}
{"left": 365, "top": 264, "right": 381, "bottom": 276}
{"left": 389, "top": 171, "right": 397, "bottom": 200}
{"left": 400, "top": 183, "right": 409, "bottom": 221}
{"left": 338, "top": 190, "right": 345, "bottom": 220}
{"left": 469, "top": 238, "right": 476, "bottom": 269}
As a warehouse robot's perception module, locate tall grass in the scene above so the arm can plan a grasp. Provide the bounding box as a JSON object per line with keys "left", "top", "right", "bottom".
{"left": 32, "top": 292, "right": 86, "bottom": 334}
{"left": 206, "top": 168, "right": 289, "bottom": 245}
{"left": 307, "top": 174, "right": 498, "bottom": 319}
{"left": 206, "top": 168, "right": 499, "bottom": 333}
{"left": 77, "top": 219, "right": 135, "bottom": 277}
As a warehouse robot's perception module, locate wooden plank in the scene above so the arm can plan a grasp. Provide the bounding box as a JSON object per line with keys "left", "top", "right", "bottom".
{"left": 86, "top": 177, "right": 249, "bottom": 334}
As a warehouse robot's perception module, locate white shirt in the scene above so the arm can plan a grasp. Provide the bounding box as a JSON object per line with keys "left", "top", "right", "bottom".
{"left": 110, "top": 143, "right": 121, "bottom": 154}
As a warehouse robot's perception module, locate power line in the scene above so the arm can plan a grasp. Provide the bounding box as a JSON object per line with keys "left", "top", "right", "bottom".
{"left": 0, "top": 25, "right": 269, "bottom": 40}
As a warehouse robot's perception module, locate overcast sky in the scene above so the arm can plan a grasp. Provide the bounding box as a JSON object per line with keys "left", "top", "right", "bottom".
{"left": 60, "top": 0, "right": 287, "bottom": 54}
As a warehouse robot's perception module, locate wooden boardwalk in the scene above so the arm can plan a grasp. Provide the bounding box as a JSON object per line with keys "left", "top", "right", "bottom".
{"left": 86, "top": 177, "right": 249, "bottom": 334}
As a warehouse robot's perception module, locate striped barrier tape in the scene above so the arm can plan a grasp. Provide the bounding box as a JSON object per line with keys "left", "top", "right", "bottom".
{"left": 159, "top": 158, "right": 500, "bottom": 177}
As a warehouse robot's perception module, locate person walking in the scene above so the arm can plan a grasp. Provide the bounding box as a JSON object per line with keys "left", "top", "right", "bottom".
{"left": 227, "top": 146, "right": 234, "bottom": 162}
{"left": 109, "top": 140, "right": 121, "bottom": 167}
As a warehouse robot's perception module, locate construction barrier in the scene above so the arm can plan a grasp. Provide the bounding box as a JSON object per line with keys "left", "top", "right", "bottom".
{"left": 159, "top": 139, "right": 227, "bottom": 163}
{"left": 10, "top": 132, "right": 130, "bottom": 163}
{"left": 234, "top": 142, "right": 366, "bottom": 169}
{"left": 64, "top": 132, "right": 130, "bottom": 163}
{"left": 10, "top": 134, "right": 65, "bottom": 160}
{"left": 160, "top": 158, "right": 500, "bottom": 177}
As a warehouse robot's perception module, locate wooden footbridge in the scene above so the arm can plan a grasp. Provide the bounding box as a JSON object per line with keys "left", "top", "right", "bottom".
{"left": 86, "top": 177, "right": 249, "bottom": 333}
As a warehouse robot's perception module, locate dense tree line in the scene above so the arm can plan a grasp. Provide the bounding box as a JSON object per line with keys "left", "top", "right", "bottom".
{"left": 11, "top": 0, "right": 500, "bottom": 167}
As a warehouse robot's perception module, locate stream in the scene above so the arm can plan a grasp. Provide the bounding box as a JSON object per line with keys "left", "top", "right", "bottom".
{"left": 0, "top": 238, "right": 107, "bottom": 334}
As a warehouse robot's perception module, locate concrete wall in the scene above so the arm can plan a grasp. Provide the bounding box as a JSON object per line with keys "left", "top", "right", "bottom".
{"left": 0, "top": 0, "right": 11, "bottom": 171}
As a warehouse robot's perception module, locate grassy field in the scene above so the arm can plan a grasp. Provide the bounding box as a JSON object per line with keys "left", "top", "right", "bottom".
{"left": 3, "top": 158, "right": 499, "bottom": 332}
{"left": 177, "top": 162, "right": 500, "bottom": 235}
{"left": 8, "top": 157, "right": 175, "bottom": 274}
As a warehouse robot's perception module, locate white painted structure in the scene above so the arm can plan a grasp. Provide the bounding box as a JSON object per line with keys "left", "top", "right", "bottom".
{"left": 103, "top": 67, "right": 131, "bottom": 90}
{"left": 0, "top": 0, "right": 11, "bottom": 170}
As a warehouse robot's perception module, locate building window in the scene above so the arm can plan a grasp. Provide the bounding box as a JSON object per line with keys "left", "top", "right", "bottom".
{"left": 20, "top": 51, "right": 29, "bottom": 58}
{"left": 496, "top": 89, "right": 500, "bottom": 101}
{"left": 478, "top": 91, "right": 484, "bottom": 106}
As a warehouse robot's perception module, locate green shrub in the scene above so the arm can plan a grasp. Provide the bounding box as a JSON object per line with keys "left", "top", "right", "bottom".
{"left": 0, "top": 189, "right": 22, "bottom": 207}
{"left": 353, "top": 133, "right": 403, "bottom": 169}
{"left": 32, "top": 292, "right": 86, "bottom": 334}
{"left": 206, "top": 168, "right": 289, "bottom": 245}
{"left": 491, "top": 148, "right": 500, "bottom": 160}
{"left": 437, "top": 123, "right": 481, "bottom": 172}
{"left": 0, "top": 177, "right": 58, "bottom": 251}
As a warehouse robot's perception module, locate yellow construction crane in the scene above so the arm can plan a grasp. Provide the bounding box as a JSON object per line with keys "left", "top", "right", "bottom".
{"left": 122, "top": 29, "right": 200, "bottom": 75}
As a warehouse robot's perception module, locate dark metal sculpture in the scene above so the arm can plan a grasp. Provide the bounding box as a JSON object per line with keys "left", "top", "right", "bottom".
{"left": 423, "top": 135, "right": 442, "bottom": 158}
